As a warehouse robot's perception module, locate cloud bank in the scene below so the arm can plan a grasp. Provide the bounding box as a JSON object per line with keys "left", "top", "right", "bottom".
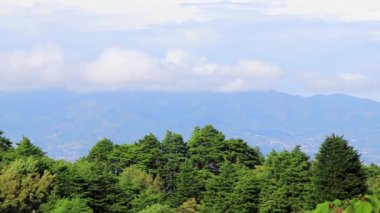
{"left": 0, "top": 45, "right": 282, "bottom": 92}
{"left": 1, "top": 0, "right": 380, "bottom": 33}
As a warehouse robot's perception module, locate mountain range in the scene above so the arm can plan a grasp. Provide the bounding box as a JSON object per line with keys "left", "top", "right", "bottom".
{"left": 1, "top": 90, "right": 379, "bottom": 163}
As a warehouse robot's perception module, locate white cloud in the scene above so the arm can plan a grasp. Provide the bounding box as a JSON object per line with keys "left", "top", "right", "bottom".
{"left": 83, "top": 47, "right": 282, "bottom": 92}
{"left": 0, "top": 0, "right": 210, "bottom": 32}
{"left": 267, "top": 0, "right": 380, "bottom": 22}
{"left": 2, "top": 0, "right": 380, "bottom": 34}
{"left": 0, "top": 44, "right": 72, "bottom": 90}
{"left": 0, "top": 45, "right": 282, "bottom": 92}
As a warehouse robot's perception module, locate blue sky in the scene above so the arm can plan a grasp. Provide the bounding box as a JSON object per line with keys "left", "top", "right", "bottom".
{"left": 1, "top": 0, "right": 380, "bottom": 100}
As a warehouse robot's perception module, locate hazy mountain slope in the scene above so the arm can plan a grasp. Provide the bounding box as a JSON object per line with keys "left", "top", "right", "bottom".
{"left": 1, "top": 91, "right": 379, "bottom": 162}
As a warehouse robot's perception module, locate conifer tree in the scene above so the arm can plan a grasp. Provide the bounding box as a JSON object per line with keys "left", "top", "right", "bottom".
{"left": 87, "top": 138, "right": 114, "bottom": 163}
{"left": 313, "top": 134, "right": 367, "bottom": 203}
{"left": 174, "top": 160, "right": 205, "bottom": 206}
{"left": 16, "top": 136, "right": 45, "bottom": 157}
{"left": 201, "top": 161, "right": 241, "bottom": 212}
{"left": 0, "top": 130, "right": 12, "bottom": 151}
{"left": 159, "top": 131, "right": 188, "bottom": 193}
{"left": 259, "top": 146, "right": 312, "bottom": 212}
{"left": 133, "top": 133, "right": 162, "bottom": 175}
{"left": 188, "top": 125, "right": 225, "bottom": 174}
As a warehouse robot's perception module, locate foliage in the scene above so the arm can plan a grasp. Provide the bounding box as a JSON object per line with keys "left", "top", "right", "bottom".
{"left": 0, "top": 127, "right": 375, "bottom": 212}
{"left": 0, "top": 130, "right": 12, "bottom": 151}
{"left": 313, "top": 194, "right": 380, "bottom": 213}
{"left": 259, "top": 146, "right": 312, "bottom": 212}
{"left": 139, "top": 203, "right": 175, "bottom": 213}
{"left": 313, "top": 134, "right": 367, "bottom": 203}
{"left": 0, "top": 157, "right": 54, "bottom": 212}
{"left": 177, "top": 198, "right": 199, "bottom": 213}
{"left": 16, "top": 137, "right": 45, "bottom": 157}
{"left": 50, "top": 197, "right": 93, "bottom": 213}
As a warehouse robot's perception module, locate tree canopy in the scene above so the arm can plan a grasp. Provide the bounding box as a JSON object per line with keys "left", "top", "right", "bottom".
{"left": 0, "top": 127, "right": 375, "bottom": 212}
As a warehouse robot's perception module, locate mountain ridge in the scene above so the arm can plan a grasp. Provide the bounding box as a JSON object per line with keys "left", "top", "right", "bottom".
{"left": 1, "top": 90, "right": 379, "bottom": 162}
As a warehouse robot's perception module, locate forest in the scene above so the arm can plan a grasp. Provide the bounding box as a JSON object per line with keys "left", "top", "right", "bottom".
{"left": 0, "top": 125, "right": 379, "bottom": 213}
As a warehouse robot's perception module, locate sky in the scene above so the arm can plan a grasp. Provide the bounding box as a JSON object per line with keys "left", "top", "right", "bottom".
{"left": 1, "top": 0, "right": 380, "bottom": 100}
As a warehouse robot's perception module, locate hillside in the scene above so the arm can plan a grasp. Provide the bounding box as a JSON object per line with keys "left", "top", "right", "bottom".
{"left": 1, "top": 90, "right": 380, "bottom": 162}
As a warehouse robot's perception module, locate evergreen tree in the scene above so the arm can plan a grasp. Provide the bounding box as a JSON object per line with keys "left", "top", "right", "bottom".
{"left": 159, "top": 131, "right": 188, "bottom": 194}
{"left": 68, "top": 160, "right": 129, "bottom": 213}
{"left": 313, "top": 134, "right": 367, "bottom": 203}
{"left": 87, "top": 138, "right": 114, "bottom": 163}
{"left": 188, "top": 125, "right": 225, "bottom": 174}
{"left": 108, "top": 144, "right": 130, "bottom": 175}
{"left": 0, "top": 131, "right": 16, "bottom": 168}
{"left": 259, "top": 147, "right": 312, "bottom": 212}
{"left": 50, "top": 198, "right": 93, "bottom": 213}
{"left": 201, "top": 161, "right": 242, "bottom": 212}
{"left": 133, "top": 133, "right": 162, "bottom": 175}
{"left": 16, "top": 136, "right": 45, "bottom": 157}
{"left": 177, "top": 198, "right": 200, "bottom": 213}
{"left": 174, "top": 160, "right": 206, "bottom": 206}
{"left": 139, "top": 203, "right": 175, "bottom": 213}
{"left": 231, "top": 167, "right": 263, "bottom": 212}
{"left": 119, "top": 165, "right": 163, "bottom": 212}
{"left": 0, "top": 130, "right": 12, "bottom": 151}
{"left": 221, "top": 139, "right": 263, "bottom": 168}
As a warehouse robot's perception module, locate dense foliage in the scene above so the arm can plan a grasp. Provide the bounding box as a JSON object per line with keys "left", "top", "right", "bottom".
{"left": 0, "top": 126, "right": 377, "bottom": 212}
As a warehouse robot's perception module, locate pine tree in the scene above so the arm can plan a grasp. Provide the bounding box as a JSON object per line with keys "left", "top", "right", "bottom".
{"left": 221, "top": 138, "right": 263, "bottom": 168}
{"left": 0, "top": 130, "right": 12, "bottom": 151}
{"left": 313, "top": 134, "right": 367, "bottom": 203}
{"left": 231, "top": 167, "right": 263, "bottom": 213}
{"left": 87, "top": 138, "right": 114, "bottom": 162}
{"left": 16, "top": 136, "right": 45, "bottom": 157}
{"left": 200, "top": 161, "right": 242, "bottom": 212}
{"left": 174, "top": 160, "right": 206, "bottom": 206}
{"left": 133, "top": 133, "right": 162, "bottom": 175}
{"left": 188, "top": 125, "right": 225, "bottom": 174}
{"left": 159, "top": 131, "right": 188, "bottom": 194}
{"left": 259, "top": 147, "right": 312, "bottom": 212}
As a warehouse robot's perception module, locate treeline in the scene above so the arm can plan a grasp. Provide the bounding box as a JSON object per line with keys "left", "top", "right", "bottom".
{"left": 0, "top": 125, "right": 379, "bottom": 212}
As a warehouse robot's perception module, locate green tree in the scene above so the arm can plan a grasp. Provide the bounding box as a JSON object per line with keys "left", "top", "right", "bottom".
{"left": 188, "top": 125, "right": 225, "bottom": 174}
{"left": 87, "top": 138, "right": 114, "bottom": 163}
{"left": 67, "top": 160, "right": 129, "bottom": 213}
{"left": 313, "top": 134, "right": 367, "bottom": 203}
{"left": 133, "top": 134, "right": 162, "bottom": 175}
{"left": 0, "top": 158, "right": 54, "bottom": 212}
{"left": 221, "top": 138, "right": 263, "bottom": 168}
{"left": 177, "top": 198, "right": 199, "bottom": 213}
{"left": 108, "top": 144, "right": 130, "bottom": 175}
{"left": 0, "top": 131, "right": 16, "bottom": 168}
{"left": 159, "top": 131, "right": 188, "bottom": 194}
{"left": 231, "top": 166, "right": 264, "bottom": 213}
{"left": 16, "top": 136, "right": 45, "bottom": 157}
{"left": 119, "top": 165, "right": 163, "bottom": 212}
{"left": 201, "top": 161, "right": 242, "bottom": 212}
{"left": 259, "top": 146, "right": 312, "bottom": 212}
{"left": 50, "top": 197, "right": 93, "bottom": 213}
{"left": 174, "top": 160, "right": 207, "bottom": 206}
{"left": 139, "top": 203, "right": 175, "bottom": 213}
{"left": 365, "top": 163, "right": 380, "bottom": 195}
{"left": 0, "top": 130, "right": 12, "bottom": 151}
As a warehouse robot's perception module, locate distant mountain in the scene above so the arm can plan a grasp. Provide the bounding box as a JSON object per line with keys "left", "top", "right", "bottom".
{"left": 1, "top": 90, "right": 380, "bottom": 163}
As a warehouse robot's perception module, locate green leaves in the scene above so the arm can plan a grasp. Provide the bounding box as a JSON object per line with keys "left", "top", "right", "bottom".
{"left": 0, "top": 158, "right": 54, "bottom": 212}
{"left": 0, "top": 127, "right": 375, "bottom": 212}
{"left": 313, "top": 195, "right": 380, "bottom": 213}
